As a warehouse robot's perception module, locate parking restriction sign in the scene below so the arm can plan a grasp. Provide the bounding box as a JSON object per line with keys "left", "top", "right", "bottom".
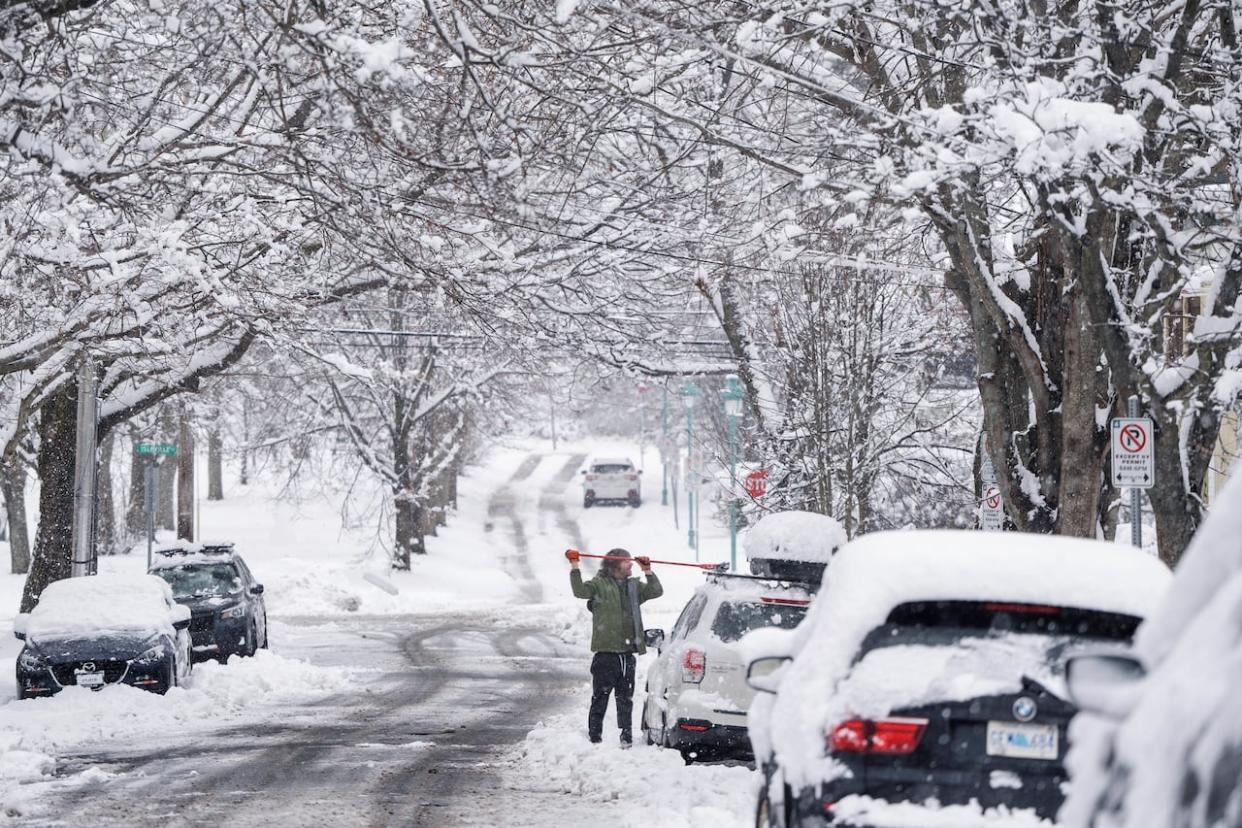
{"left": 980, "top": 484, "right": 1004, "bottom": 531}
{"left": 1111, "top": 417, "right": 1155, "bottom": 488}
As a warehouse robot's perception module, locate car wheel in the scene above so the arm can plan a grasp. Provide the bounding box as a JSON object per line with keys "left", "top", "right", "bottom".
{"left": 245, "top": 620, "right": 259, "bottom": 657}
{"left": 260, "top": 614, "right": 269, "bottom": 649}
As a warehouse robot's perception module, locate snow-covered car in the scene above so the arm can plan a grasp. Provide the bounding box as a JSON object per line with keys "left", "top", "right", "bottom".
{"left": 150, "top": 541, "right": 269, "bottom": 662}
{"left": 746, "top": 531, "right": 1170, "bottom": 828}
{"left": 641, "top": 571, "right": 815, "bottom": 762}
{"left": 14, "top": 574, "right": 193, "bottom": 698}
{"left": 1059, "top": 470, "right": 1242, "bottom": 828}
{"left": 641, "top": 510, "right": 843, "bottom": 762}
{"left": 580, "top": 457, "right": 642, "bottom": 507}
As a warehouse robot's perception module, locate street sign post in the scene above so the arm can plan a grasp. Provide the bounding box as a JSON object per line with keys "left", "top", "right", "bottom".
{"left": 980, "top": 483, "right": 1004, "bottom": 531}
{"left": 744, "top": 470, "right": 768, "bottom": 499}
{"left": 135, "top": 441, "right": 176, "bottom": 567}
{"left": 1112, "top": 398, "right": 1153, "bottom": 549}
{"left": 1110, "top": 418, "right": 1154, "bottom": 488}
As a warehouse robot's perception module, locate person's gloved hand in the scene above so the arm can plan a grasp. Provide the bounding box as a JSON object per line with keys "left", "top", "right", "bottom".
{"left": 565, "top": 549, "right": 581, "bottom": 565}
{"left": 635, "top": 555, "right": 652, "bottom": 573}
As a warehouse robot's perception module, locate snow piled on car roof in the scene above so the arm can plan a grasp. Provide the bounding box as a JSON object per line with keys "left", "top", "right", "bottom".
{"left": 149, "top": 552, "right": 235, "bottom": 570}
{"left": 758, "top": 530, "right": 1171, "bottom": 789}
{"left": 23, "top": 574, "right": 183, "bottom": 640}
{"left": 743, "top": 510, "right": 846, "bottom": 565}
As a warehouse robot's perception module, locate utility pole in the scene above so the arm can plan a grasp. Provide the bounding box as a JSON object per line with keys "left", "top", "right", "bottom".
{"left": 70, "top": 356, "right": 99, "bottom": 578}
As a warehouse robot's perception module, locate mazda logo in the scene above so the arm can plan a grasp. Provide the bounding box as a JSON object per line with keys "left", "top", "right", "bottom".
{"left": 81, "top": 662, "right": 96, "bottom": 672}
{"left": 1013, "top": 696, "right": 1038, "bottom": 722}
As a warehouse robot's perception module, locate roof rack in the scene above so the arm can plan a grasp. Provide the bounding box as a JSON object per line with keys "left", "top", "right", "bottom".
{"left": 703, "top": 569, "right": 819, "bottom": 592}
{"left": 153, "top": 541, "right": 235, "bottom": 557}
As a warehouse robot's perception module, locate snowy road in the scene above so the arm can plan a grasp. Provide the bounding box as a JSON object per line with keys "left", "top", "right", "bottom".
{"left": 21, "top": 451, "right": 604, "bottom": 827}
{"left": 9, "top": 445, "right": 756, "bottom": 828}
{"left": 27, "top": 610, "right": 596, "bottom": 827}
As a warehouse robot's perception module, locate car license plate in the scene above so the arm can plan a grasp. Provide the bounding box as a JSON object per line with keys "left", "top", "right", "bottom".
{"left": 75, "top": 670, "right": 105, "bottom": 688}
{"left": 985, "top": 721, "right": 1058, "bottom": 760}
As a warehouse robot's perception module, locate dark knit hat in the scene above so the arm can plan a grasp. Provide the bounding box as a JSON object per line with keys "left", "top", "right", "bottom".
{"left": 605, "top": 548, "right": 632, "bottom": 573}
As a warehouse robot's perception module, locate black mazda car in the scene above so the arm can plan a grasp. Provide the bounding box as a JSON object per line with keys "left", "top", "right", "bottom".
{"left": 149, "top": 542, "right": 268, "bottom": 662}
{"left": 15, "top": 573, "right": 192, "bottom": 698}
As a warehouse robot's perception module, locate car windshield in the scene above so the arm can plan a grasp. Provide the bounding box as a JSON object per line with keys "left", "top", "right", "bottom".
{"left": 711, "top": 600, "right": 808, "bottom": 643}
{"left": 592, "top": 464, "right": 632, "bottom": 474}
{"left": 843, "top": 601, "right": 1143, "bottom": 708}
{"left": 155, "top": 563, "right": 243, "bottom": 599}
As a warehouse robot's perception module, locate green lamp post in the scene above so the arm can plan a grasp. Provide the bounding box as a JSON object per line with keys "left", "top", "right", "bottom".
{"left": 681, "top": 380, "right": 698, "bottom": 553}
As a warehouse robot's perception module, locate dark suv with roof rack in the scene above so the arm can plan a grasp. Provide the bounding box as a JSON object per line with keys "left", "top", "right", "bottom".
{"left": 149, "top": 542, "right": 269, "bottom": 662}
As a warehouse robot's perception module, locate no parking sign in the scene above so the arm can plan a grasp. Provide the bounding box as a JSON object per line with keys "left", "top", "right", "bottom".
{"left": 1111, "top": 417, "right": 1155, "bottom": 488}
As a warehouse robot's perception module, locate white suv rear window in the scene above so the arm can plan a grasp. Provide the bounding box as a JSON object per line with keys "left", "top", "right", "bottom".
{"left": 711, "top": 600, "right": 808, "bottom": 643}
{"left": 591, "top": 464, "right": 632, "bottom": 474}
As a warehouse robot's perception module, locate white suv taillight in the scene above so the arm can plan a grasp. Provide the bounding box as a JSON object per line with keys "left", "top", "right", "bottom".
{"left": 681, "top": 648, "right": 706, "bottom": 683}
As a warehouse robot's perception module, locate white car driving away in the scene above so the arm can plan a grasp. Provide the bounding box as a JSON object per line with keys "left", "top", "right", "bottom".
{"left": 581, "top": 457, "right": 642, "bottom": 507}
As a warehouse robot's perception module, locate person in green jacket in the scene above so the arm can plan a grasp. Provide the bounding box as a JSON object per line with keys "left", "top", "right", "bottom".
{"left": 566, "top": 547, "right": 663, "bottom": 746}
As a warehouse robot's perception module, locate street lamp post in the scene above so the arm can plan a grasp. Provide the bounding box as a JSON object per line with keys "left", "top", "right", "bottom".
{"left": 721, "top": 375, "right": 743, "bottom": 573}
{"left": 660, "top": 386, "right": 670, "bottom": 506}
{"left": 681, "top": 381, "right": 698, "bottom": 554}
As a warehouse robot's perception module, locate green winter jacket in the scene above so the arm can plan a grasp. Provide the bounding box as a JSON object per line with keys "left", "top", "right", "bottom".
{"left": 570, "top": 569, "right": 663, "bottom": 654}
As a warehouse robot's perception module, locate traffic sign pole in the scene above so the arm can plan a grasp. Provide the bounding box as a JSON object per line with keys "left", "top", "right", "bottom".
{"left": 1129, "top": 396, "right": 1142, "bottom": 550}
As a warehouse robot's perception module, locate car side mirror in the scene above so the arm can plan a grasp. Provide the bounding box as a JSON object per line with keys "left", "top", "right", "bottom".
{"left": 173, "top": 617, "right": 191, "bottom": 631}
{"left": 747, "top": 656, "right": 793, "bottom": 693}
{"left": 13, "top": 613, "right": 28, "bottom": 641}
{"left": 251, "top": 584, "right": 265, "bottom": 595}
{"left": 1065, "top": 653, "right": 1146, "bottom": 718}
{"left": 644, "top": 628, "right": 665, "bottom": 651}
{"left": 580, "top": 469, "right": 587, "bottom": 475}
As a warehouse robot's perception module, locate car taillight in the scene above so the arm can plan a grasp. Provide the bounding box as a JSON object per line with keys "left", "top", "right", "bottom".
{"left": 681, "top": 648, "right": 706, "bottom": 684}
{"left": 626, "top": 474, "right": 637, "bottom": 480}
{"left": 760, "top": 596, "right": 811, "bottom": 606}
{"left": 826, "top": 717, "right": 928, "bottom": 755}
{"left": 586, "top": 475, "right": 597, "bottom": 481}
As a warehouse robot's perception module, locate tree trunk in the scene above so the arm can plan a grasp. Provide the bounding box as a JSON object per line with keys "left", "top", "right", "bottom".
{"left": 177, "top": 407, "right": 195, "bottom": 541}
{"left": 21, "top": 380, "right": 78, "bottom": 613}
{"left": 2, "top": 451, "right": 30, "bottom": 575}
{"left": 208, "top": 427, "right": 224, "bottom": 500}
{"left": 124, "top": 428, "right": 146, "bottom": 545}
{"left": 96, "top": 431, "right": 116, "bottom": 555}
{"left": 1053, "top": 290, "right": 1104, "bottom": 537}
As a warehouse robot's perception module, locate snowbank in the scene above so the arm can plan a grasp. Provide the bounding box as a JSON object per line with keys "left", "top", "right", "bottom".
{"left": 507, "top": 705, "right": 754, "bottom": 828}
{"left": 831, "top": 795, "right": 1053, "bottom": 827}
{"left": 0, "top": 649, "right": 352, "bottom": 819}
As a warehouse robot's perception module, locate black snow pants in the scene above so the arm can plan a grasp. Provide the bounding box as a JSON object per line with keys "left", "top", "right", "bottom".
{"left": 588, "top": 652, "right": 637, "bottom": 742}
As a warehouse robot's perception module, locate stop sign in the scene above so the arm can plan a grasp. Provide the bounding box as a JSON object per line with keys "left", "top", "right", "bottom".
{"left": 744, "top": 470, "right": 768, "bottom": 498}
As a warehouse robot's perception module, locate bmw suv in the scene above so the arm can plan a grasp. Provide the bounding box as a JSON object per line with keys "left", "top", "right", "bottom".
{"left": 149, "top": 542, "right": 269, "bottom": 662}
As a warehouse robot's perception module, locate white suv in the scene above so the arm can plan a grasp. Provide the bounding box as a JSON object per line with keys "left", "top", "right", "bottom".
{"left": 580, "top": 457, "right": 642, "bottom": 507}
{"left": 641, "top": 572, "right": 813, "bottom": 762}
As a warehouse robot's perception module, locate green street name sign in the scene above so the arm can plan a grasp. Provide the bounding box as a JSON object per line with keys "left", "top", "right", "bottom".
{"left": 136, "top": 442, "right": 177, "bottom": 456}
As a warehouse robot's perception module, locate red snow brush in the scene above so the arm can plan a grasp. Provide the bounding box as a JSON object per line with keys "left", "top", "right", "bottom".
{"left": 564, "top": 549, "right": 725, "bottom": 570}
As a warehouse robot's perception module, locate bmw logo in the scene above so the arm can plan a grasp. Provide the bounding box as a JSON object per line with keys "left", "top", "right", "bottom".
{"left": 1013, "top": 696, "right": 1038, "bottom": 722}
